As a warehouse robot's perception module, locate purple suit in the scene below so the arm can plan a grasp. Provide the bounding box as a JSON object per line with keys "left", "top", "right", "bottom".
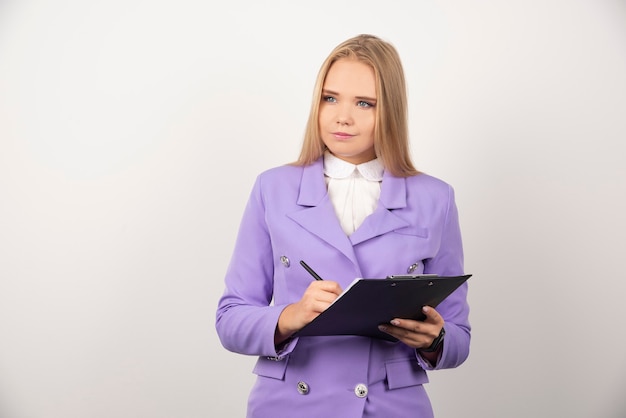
{"left": 216, "top": 158, "right": 470, "bottom": 417}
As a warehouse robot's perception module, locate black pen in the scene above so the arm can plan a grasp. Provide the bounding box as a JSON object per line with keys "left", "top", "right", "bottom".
{"left": 299, "top": 260, "right": 324, "bottom": 281}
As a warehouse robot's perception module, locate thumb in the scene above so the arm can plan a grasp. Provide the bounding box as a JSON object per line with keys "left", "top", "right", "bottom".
{"left": 421, "top": 306, "right": 441, "bottom": 323}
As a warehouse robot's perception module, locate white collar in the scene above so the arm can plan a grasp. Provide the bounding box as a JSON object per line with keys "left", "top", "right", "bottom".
{"left": 323, "top": 151, "right": 384, "bottom": 181}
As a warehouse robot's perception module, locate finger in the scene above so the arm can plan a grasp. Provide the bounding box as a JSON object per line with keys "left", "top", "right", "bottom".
{"left": 378, "top": 324, "right": 407, "bottom": 339}
{"left": 378, "top": 324, "right": 428, "bottom": 347}
{"left": 310, "top": 280, "right": 343, "bottom": 295}
{"left": 324, "top": 281, "right": 343, "bottom": 295}
{"left": 316, "top": 291, "right": 340, "bottom": 305}
{"left": 303, "top": 282, "right": 342, "bottom": 301}
{"left": 312, "top": 300, "right": 334, "bottom": 314}
{"left": 383, "top": 317, "right": 442, "bottom": 347}
{"left": 389, "top": 318, "right": 425, "bottom": 334}
{"left": 421, "top": 306, "right": 443, "bottom": 325}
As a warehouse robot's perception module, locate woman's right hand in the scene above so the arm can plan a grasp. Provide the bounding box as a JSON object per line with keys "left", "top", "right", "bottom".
{"left": 275, "top": 280, "right": 343, "bottom": 345}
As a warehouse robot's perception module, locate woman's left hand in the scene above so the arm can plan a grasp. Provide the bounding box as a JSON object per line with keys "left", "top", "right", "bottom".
{"left": 378, "top": 306, "right": 444, "bottom": 350}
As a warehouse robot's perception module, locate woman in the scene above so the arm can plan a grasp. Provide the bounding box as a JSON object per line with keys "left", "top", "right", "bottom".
{"left": 216, "top": 34, "right": 470, "bottom": 417}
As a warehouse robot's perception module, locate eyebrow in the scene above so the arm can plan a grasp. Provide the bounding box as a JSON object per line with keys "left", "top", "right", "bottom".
{"left": 322, "top": 89, "right": 377, "bottom": 102}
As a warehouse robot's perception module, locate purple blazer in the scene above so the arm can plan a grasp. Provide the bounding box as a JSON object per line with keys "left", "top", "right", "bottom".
{"left": 216, "top": 158, "right": 470, "bottom": 418}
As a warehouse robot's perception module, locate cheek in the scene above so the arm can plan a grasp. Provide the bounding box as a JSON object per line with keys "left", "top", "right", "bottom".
{"left": 357, "top": 112, "right": 376, "bottom": 137}
{"left": 318, "top": 105, "right": 331, "bottom": 126}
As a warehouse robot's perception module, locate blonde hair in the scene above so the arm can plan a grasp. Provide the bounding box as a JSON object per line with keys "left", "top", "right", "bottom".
{"left": 295, "top": 34, "right": 418, "bottom": 177}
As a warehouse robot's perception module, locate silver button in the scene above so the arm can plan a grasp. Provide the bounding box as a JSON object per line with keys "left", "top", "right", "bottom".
{"left": 407, "top": 262, "right": 419, "bottom": 274}
{"left": 280, "top": 255, "right": 290, "bottom": 267}
{"left": 297, "top": 381, "right": 309, "bottom": 395}
{"left": 354, "top": 383, "right": 368, "bottom": 398}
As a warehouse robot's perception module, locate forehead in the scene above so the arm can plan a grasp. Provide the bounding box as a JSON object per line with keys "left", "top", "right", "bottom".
{"left": 323, "top": 59, "right": 376, "bottom": 97}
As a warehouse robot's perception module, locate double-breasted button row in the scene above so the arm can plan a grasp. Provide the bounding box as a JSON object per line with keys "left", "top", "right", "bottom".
{"left": 295, "top": 381, "right": 368, "bottom": 398}
{"left": 284, "top": 254, "right": 422, "bottom": 276}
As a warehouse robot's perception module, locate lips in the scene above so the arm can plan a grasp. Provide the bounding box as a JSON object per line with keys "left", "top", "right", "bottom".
{"left": 332, "top": 132, "right": 355, "bottom": 140}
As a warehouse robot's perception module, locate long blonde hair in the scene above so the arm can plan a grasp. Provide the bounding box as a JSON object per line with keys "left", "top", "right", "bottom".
{"left": 295, "top": 34, "right": 418, "bottom": 177}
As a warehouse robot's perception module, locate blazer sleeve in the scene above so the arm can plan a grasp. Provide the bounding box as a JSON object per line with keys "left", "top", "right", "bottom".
{"left": 215, "top": 174, "right": 289, "bottom": 357}
{"left": 418, "top": 184, "right": 471, "bottom": 370}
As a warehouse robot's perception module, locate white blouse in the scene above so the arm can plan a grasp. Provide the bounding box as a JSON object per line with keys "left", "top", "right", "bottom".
{"left": 323, "top": 151, "right": 384, "bottom": 236}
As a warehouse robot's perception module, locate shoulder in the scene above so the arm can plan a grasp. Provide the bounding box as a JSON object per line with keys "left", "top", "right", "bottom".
{"left": 257, "top": 164, "right": 304, "bottom": 182}
{"left": 407, "top": 172, "right": 449, "bottom": 186}
{"left": 400, "top": 173, "right": 458, "bottom": 214}
{"left": 399, "top": 173, "right": 460, "bottom": 227}
{"left": 248, "top": 164, "right": 307, "bottom": 204}
{"left": 254, "top": 164, "right": 304, "bottom": 190}
{"left": 406, "top": 172, "right": 454, "bottom": 195}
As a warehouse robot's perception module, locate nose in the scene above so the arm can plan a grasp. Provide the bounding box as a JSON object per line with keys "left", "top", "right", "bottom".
{"left": 336, "top": 103, "right": 353, "bottom": 125}
{"left": 337, "top": 117, "right": 351, "bottom": 126}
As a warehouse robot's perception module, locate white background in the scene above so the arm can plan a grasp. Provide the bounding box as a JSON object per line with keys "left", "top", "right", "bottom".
{"left": 1, "top": 1, "right": 625, "bottom": 417}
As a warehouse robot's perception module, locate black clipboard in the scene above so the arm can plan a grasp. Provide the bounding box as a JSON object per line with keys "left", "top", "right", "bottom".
{"left": 295, "top": 274, "right": 471, "bottom": 341}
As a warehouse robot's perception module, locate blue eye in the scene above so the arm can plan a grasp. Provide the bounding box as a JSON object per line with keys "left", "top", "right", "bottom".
{"left": 357, "top": 100, "right": 374, "bottom": 108}
{"left": 323, "top": 96, "right": 337, "bottom": 103}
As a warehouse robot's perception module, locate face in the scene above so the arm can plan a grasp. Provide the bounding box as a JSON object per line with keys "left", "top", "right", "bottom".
{"left": 319, "top": 58, "right": 377, "bottom": 165}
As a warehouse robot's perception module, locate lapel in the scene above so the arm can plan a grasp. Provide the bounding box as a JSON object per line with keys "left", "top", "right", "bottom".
{"left": 349, "top": 170, "right": 410, "bottom": 245}
{"left": 287, "top": 159, "right": 357, "bottom": 264}
{"left": 287, "top": 159, "right": 411, "bottom": 264}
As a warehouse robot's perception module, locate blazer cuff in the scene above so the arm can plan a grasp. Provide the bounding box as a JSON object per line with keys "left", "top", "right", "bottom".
{"left": 416, "top": 323, "right": 470, "bottom": 370}
{"left": 268, "top": 304, "right": 300, "bottom": 359}
{"left": 273, "top": 336, "right": 299, "bottom": 359}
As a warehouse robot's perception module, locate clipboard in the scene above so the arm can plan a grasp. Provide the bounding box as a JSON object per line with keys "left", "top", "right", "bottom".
{"left": 295, "top": 274, "right": 471, "bottom": 341}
